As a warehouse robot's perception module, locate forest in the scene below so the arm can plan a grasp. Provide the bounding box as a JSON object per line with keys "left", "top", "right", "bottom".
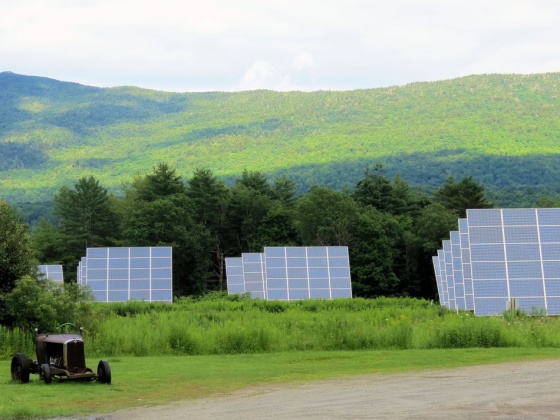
{"left": 0, "top": 161, "right": 505, "bottom": 327}
{"left": 1, "top": 71, "right": 560, "bottom": 207}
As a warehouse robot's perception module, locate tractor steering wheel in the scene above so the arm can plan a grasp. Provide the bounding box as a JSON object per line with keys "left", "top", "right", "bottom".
{"left": 58, "top": 322, "right": 77, "bottom": 332}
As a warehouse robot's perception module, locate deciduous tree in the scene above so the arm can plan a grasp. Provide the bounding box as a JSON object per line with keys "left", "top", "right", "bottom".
{"left": 0, "top": 200, "right": 35, "bottom": 293}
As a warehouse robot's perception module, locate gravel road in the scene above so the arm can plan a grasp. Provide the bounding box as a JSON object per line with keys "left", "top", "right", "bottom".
{"left": 94, "top": 359, "right": 560, "bottom": 419}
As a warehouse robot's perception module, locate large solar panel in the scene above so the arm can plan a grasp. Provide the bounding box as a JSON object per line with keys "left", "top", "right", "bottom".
{"left": 434, "top": 208, "right": 560, "bottom": 316}
{"left": 38, "top": 264, "right": 63, "bottom": 282}
{"left": 264, "top": 246, "right": 352, "bottom": 301}
{"left": 83, "top": 247, "right": 172, "bottom": 302}
{"left": 225, "top": 246, "right": 353, "bottom": 300}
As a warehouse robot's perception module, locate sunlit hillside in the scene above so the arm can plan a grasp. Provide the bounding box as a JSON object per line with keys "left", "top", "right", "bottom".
{"left": 1, "top": 71, "right": 559, "bottom": 205}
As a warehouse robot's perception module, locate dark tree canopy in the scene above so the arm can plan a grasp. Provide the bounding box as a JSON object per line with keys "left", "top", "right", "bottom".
{"left": 435, "top": 176, "right": 494, "bottom": 218}
{"left": 137, "top": 162, "right": 185, "bottom": 201}
{"left": 54, "top": 176, "right": 118, "bottom": 250}
{"left": 294, "top": 186, "right": 359, "bottom": 246}
{"left": 235, "top": 169, "right": 274, "bottom": 198}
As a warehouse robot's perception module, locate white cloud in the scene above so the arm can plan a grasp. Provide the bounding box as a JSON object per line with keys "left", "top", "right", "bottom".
{"left": 293, "top": 52, "right": 315, "bottom": 71}
{"left": 242, "top": 61, "right": 278, "bottom": 90}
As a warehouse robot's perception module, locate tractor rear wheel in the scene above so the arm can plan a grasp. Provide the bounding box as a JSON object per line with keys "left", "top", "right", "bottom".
{"left": 11, "top": 353, "right": 30, "bottom": 383}
{"left": 97, "top": 360, "right": 111, "bottom": 384}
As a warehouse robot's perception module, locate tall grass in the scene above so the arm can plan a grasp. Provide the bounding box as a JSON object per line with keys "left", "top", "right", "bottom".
{"left": 0, "top": 327, "right": 34, "bottom": 359}
{"left": 3, "top": 297, "right": 560, "bottom": 359}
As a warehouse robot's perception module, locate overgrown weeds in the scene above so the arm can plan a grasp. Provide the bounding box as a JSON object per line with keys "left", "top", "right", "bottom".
{"left": 3, "top": 297, "right": 560, "bottom": 359}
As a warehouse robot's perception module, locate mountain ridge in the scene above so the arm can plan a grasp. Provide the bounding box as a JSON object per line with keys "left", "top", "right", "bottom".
{"left": 1, "top": 71, "right": 559, "bottom": 205}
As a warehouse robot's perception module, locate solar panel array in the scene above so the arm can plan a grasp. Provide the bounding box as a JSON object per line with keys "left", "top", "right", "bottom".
{"left": 38, "top": 264, "right": 64, "bottom": 282}
{"left": 77, "top": 247, "right": 173, "bottom": 302}
{"left": 433, "top": 208, "right": 560, "bottom": 315}
{"left": 225, "top": 246, "right": 352, "bottom": 300}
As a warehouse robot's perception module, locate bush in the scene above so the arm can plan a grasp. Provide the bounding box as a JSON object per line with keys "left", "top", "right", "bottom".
{"left": 1, "top": 276, "right": 95, "bottom": 333}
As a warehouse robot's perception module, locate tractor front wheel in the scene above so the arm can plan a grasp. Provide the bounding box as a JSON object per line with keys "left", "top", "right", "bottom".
{"left": 40, "top": 363, "right": 52, "bottom": 384}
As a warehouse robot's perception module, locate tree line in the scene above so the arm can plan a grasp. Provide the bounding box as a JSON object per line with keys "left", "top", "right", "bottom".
{"left": 0, "top": 163, "right": 494, "bottom": 323}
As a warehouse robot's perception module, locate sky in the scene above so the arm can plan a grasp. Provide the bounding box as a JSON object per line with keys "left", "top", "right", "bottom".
{"left": 1, "top": 0, "right": 559, "bottom": 92}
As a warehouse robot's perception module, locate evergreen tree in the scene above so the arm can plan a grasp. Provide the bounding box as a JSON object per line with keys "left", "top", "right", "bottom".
{"left": 354, "top": 165, "right": 423, "bottom": 216}
{"left": 187, "top": 168, "right": 229, "bottom": 228}
{"left": 223, "top": 185, "right": 274, "bottom": 254}
{"left": 354, "top": 165, "right": 395, "bottom": 212}
{"left": 236, "top": 169, "right": 274, "bottom": 198}
{"left": 186, "top": 168, "right": 230, "bottom": 290}
{"left": 409, "top": 203, "right": 460, "bottom": 299}
{"left": 350, "top": 208, "right": 402, "bottom": 297}
{"left": 52, "top": 176, "right": 118, "bottom": 281}
{"left": 137, "top": 162, "right": 185, "bottom": 201}
{"left": 31, "top": 218, "right": 66, "bottom": 265}
{"left": 435, "top": 176, "right": 493, "bottom": 217}
{"left": 271, "top": 175, "right": 297, "bottom": 205}
{"left": 54, "top": 176, "right": 118, "bottom": 250}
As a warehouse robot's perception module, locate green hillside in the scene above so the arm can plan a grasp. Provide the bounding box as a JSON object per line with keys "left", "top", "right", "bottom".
{"left": 1, "top": 71, "right": 559, "bottom": 204}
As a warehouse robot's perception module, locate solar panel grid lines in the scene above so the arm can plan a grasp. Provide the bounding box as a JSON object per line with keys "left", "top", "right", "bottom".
{"left": 437, "top": 249, "right": 448, "bottom": 307}
{"left": 459, "top": 218, "right": 474, "bottom": 311}
{"left": 83, "top": 246, "right": 172, "bottom": 303}
{"left": 433, "top": 255, "right": 443, "bottom": 305}
{"left": 38, "top": 264, "right": 64, "bottom": 282}
{"left": 434, "top": 208, "right": 560, "bottom": 316}
{"left": 224, "top": 246, "right": 353, "bottom": 301}
{"left": 225, "top": 257, "right": 244, "bottom": 294}
{"left": 242, "top": 252, "right": 267, "bottom": 299}
{"left": 442, "top": 240, "right": 455, "bottom": 309}
{"left": 450, "top": 231, "right": 466, "bottom": 310}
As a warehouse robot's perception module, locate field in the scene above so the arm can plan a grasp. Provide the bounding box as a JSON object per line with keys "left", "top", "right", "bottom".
{"left": 2, "top": 297, "right": 560, "bottom": 419}
{"left": 2, "top": 349, "right": 560, "bottom": 419}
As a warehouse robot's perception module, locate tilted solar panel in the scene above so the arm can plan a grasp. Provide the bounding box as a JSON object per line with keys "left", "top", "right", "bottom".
{"left": 84, "top": 247, "right": 172, "bottom": 303}
{"left": 38, "top": 264, "right": 64, "bottom": 282}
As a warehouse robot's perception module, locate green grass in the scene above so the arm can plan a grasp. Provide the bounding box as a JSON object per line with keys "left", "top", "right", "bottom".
{"left": 1, "top": 349, "right": 559, "bottom": 419}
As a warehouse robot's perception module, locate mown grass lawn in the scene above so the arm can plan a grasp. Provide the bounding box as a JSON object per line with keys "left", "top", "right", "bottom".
{"left": 1, "top": 348, "right": 559, "bottom": 419}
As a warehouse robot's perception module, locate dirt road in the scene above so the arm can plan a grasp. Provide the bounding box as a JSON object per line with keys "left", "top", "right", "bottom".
{"left": 97, "top": 360, "right": 560, "bottom": 419}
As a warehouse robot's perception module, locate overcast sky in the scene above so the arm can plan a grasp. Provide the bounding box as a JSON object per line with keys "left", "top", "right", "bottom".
{"left": 1, "top": 0, "right": 559, "bottom": 92}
